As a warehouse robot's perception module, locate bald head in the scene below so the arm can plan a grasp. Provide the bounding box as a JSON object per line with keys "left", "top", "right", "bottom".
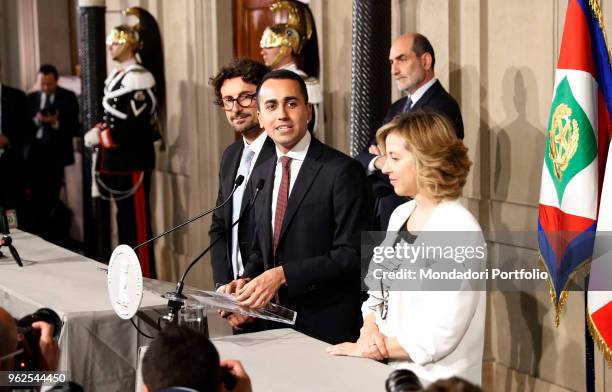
{"left": 0, "top": 307, "right": 17, "bottom": 371}
{"left": 389, "top": 33, "right": 435, "bottom": 94}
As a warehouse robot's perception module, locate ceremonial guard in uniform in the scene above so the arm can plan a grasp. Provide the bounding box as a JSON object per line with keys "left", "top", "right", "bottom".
{"left": 84, "top": 8, "right": 165, "bottom": 278}
{"left": 260, "top": 0, "right": 324, "bottom": 137}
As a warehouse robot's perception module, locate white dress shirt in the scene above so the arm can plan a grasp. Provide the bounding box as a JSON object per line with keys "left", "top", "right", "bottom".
{"left": 362, "top": 199, "right": 486, "bottom": 386}
{"left": 271, "top": 131, "right": 311, "bottom": 235}
{"left": 34, "top": 92, "right": 60, "bottom": 139}
{"left": 232, "top": 130, "right": 268, "bottom": 277}
{"left": 407, "top": 77, "right": 437, "bottom": 109}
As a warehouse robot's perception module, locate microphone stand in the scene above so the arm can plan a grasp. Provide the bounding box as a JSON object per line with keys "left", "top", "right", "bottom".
{"left": 162, "top": 179, "right": 266, "bottom": 323}
{"left": 0, "top": 235, "right": 23, "bottom": 267}
{"left": 133, "top": 175, "right": 245, "bottom": 252}
{"left": 118, "top": 175, "right": 245, "bottom": 340}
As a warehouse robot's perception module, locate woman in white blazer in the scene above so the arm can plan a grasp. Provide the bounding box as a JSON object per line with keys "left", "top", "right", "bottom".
{"left": 328, "top": 111, "right": 486, "bottom": 386}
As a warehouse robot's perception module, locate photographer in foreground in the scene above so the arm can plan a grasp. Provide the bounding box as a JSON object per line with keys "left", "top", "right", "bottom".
{"left": 142, "top": 325, "right": 252, "bottom": 392}
{"left": 0, "top": 307, "right": 60, "bottom": 372}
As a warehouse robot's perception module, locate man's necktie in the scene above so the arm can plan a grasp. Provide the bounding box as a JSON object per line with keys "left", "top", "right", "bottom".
{"left": 273, "top": 156, "right": 292, "bottom": 256}
{"left": 403, "top": 96, "right": 413, "bottom": 113}
{"left": 231, "top": 147, "right": 255, "bottom": 278}
{"left": 37, "top": 93, "right": 49, "bottom": 140}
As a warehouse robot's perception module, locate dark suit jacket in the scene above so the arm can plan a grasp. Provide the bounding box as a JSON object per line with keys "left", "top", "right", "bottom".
{"left": 243, "top": 137, "right": 370, "bottom": 344}
{"left": 26, "top": 86, "right": 79, "bottom": 168}
{"left": 209, "top": 136, "right": 276, "bottom": 285}
{"left": 355, "top": 80, "right": 464, "bottom": 230}
{"left": 0, "top": 84, "right": 33, "bottom": 208}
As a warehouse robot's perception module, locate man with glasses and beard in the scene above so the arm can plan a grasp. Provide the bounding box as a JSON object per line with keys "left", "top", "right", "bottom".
{"left": 208, "top": 60, "right": 275, "bottom": 331}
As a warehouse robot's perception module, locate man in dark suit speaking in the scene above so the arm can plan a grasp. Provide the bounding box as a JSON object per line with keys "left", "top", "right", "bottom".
{"left": 224, "top": 70, "right": 370, "bottom": 344}
{"left": 355, "top": 33, "right": 464, "bottom": 230}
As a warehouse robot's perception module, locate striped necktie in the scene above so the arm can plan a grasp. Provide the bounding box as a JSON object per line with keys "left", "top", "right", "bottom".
{"left": 273, "top": 156, "right": 292, "bottom": 256}
{"left": 403, "top": 96, "right": 413, "bottom": 113}
{"left": 231, "top": 147, "right": 255, "bottom": 278}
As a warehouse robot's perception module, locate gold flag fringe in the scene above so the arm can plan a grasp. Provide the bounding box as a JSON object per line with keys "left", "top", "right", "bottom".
{"left": 537, "top": 252, "right": 591, "bottom": 327}
{"left": 589, "top": 0, "right": 612, "bottom": 66}
{"left": 586, "top": 305, "right": 612, "bottom": 365}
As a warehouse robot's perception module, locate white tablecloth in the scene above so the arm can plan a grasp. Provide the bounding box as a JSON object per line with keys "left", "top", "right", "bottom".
{"left": 212, "top": 329, "right": 392, "bottom": 392}
{"left": 0, "top": 230, "right": 167, "bottom": 391}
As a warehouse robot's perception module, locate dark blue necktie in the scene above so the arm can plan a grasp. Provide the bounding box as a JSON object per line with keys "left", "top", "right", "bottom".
{"left": 403, "top": 96, "right": 413, "bottom": 113}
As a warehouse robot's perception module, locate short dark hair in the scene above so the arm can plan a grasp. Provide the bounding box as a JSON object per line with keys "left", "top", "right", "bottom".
{"left": 39, "top": 64, "right": 59, "bottom": 80}
{"left": 209, "top": 58, "right": 269, "bottom": 106}
{"left": 256, "top": 69, "right": 309, "bottom": 106}
{"left": 141, "top": 325, "right": 220, "bottom": 392}
{"left": 412, "top": 33, "right": 435, "bottom": 70}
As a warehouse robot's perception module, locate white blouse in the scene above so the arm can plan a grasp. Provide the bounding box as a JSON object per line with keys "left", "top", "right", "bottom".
{"left": 362, "top": 199, "right": 487, "bottom": 386}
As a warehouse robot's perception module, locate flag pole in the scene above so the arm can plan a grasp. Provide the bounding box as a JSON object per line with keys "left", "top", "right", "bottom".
{"left": 585, "top": 277, "right": 595, "bottom": 392}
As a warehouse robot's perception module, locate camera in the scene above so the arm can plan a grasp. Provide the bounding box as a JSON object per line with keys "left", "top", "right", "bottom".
{"left": 385, "top": 369, "right": 423, "bottom": 392}
{"left": 14, "top": 308, "right": 62, "bottom": 370}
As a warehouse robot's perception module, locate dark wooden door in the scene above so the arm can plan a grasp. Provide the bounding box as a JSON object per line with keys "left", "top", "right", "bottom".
{"left": 233, "top": 0, "right": 276, "bottom": 59}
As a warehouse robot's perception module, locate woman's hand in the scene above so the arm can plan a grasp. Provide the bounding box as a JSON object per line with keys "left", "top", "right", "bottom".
{"left": 326, "top": 340, "right": 387, "bottom": 360}
{"left": 355, "top": 314, "right": 389, "bottom": 360}
{"left": 357, "top": 326, "right": 389, "bottom": 360}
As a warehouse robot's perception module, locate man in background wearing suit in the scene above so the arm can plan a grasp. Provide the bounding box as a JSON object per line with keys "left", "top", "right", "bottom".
{"left": 225, "top": 70, "right": 370, "bottom": 344}
{"left": 0, "top": 61, "right": 32, "bottom": 223}
{"left": 26, "top": 64, "right": 79, "bottom": 242}
{"left": 356, "top": 33, "right": 464, "bottom": 230}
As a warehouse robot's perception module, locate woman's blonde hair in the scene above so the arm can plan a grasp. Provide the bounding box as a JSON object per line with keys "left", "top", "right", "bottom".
{"left": 375, "top": 110, "right": 472, "bottom": 201}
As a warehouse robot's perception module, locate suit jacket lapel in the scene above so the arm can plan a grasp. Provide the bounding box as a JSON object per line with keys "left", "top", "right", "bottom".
{"left": 278, "top": 138, "right": 323, "bottom": 243}
{"left": 411, "top": 80, "right": 441, "bottom": 111}
{"left": 35, "top": 92, "right": 42, "bottom": 111}
{"left": 258, "top": 154, "right": 276, "bottom": 266}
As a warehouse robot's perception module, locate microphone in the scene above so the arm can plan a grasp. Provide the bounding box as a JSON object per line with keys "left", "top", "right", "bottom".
{"left": 134, "top": 175, "right": 244, "bottom": 251}
{"left": 163, "top": 179, "right": 266, "bottom": 321}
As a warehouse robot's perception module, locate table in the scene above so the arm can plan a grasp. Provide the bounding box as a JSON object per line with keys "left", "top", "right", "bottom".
{"left": 0, "top": 230, "right": 168, "bottom": 391}
{"left": 212, "top": 329, "right": 393, "bottom": 392}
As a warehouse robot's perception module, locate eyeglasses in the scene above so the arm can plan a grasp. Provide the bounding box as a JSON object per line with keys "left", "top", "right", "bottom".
{"left": 220, "top": 93, "right": 257, "bottom": 111}
{"left": 0, "top": 348, "right": 23, "bottom": 362}
{"left": 380, "top": 280, "right": 389, "bottom": 320}
{"left": 368, "top": 280, "right": 389, "bottom": 321}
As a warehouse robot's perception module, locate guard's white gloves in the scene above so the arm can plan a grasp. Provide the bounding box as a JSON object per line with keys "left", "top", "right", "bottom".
{"left": 84, "top": 127, "right": 100, "bottom": 148}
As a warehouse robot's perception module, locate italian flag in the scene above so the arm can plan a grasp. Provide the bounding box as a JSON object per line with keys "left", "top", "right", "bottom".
{"left": 583, "top": 0, "right": 612, "bottom": 364}
{"left": 538, "top": 0, "right": 612, "bottom": 337}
